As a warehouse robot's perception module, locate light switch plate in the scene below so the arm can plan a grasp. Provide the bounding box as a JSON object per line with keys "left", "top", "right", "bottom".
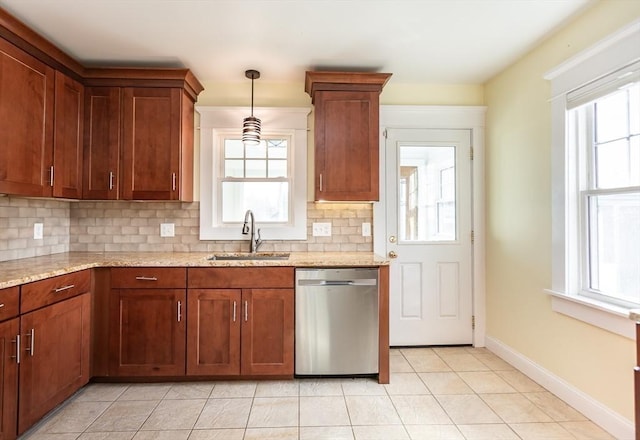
{"left": 160, "top": 223, "right": 175, "bottom": 237}
{"left": 33, "top": 223, "right": 43, "bottom": 240}
{"left": 362, "top": 222, "right": 371, "bottom": 237}
{"left": 312, "top": 222, "right": 332, "bottom": 237}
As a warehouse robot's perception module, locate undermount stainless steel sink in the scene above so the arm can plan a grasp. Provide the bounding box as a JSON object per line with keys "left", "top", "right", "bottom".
{"left": 207, "top": 252, "right": 290, "bottom": 261}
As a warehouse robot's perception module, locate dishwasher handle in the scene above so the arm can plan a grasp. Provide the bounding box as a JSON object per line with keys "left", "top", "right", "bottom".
{"left": 297, "top": 279, "right": 377, "bottom": 286}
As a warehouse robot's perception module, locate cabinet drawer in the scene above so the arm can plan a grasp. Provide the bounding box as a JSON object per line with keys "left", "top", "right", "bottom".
{"left": 21, "top": 270, "right": 91, "bottom": 313}
{"left": 111, "top": 267, "right": 186, "bottom": 289}
{"left": 0, "top": 286, "right": 19, "bottom": 321}
{"left": 188, "top": 267, "right": 294, "bottom": 288}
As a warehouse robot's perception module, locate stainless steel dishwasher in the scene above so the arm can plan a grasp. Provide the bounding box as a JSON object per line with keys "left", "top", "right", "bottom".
{"left": 295, "top": 268, "right": 379, "bottom": 376}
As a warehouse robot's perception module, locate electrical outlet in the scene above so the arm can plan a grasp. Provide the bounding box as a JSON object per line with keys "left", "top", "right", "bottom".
{"left": 33, "top": 223, "right": 43, "bottom": 240}
{"left": 312, "top": 222, "right": 332, "bottom": 237}
{"left": 362, "top": 222, "right": 371, "bottom": 237}
{"left": 160, "top": 223, "right": 175, "bottom": 237}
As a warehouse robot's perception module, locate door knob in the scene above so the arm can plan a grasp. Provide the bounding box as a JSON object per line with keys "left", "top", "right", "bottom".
{"left": 388, "top": 251, "right": 398, "bottom": 258}
{"left": 389, "top": 236, "right": 397, "bottom": 243}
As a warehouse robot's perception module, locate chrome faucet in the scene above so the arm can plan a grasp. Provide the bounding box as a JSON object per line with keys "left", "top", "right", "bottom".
{"left": 242, "top": 209, "right": 263, "bottom": 253}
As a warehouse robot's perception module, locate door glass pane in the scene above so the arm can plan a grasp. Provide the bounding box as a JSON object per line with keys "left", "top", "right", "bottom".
{"left": 399, "top": 145, "right": 456, "bottom": 242}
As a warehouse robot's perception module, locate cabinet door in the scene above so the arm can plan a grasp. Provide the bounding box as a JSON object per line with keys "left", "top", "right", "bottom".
{"left": 0, "top": 318, "right": 18, "bottom": 440}
{"left": 241, "top": 289, "right": 294, "bottom": 376}
{"left": 52, "top": 71, "right": 84, "bottom": 199}
{"left": 314, "top": 90, "right": 380, "bottom": 201}
{"left": 121, "top": 88, "right": 181, "bottom": 200}
{"left": 18, "top": 294, "right": 90, "bottom": 435}
{"left": 0, "top": 37, "right": 54, "bottom": 197}
{"left": 186, "top": 289, "right": 240, "bottom": 376}
{"left": 83, "top": 87, "right": 121, "bottom": 199}
{"left": 109, "top": 289, "right": 185, "bottom": 376}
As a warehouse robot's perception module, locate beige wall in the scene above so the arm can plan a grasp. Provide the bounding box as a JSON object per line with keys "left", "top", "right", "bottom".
{"left": 484, "top": 0, "right": 640, "bottom": 421}
{"left": 196, "top": 79, "right": 484, "bottom": 107}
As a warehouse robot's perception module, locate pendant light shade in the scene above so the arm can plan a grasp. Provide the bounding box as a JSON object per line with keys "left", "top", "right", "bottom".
{"left": 242, "top": 69, "right": 261, "bottom": 146}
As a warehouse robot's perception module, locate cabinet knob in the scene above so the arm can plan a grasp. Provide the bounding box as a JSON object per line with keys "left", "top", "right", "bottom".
{"left": 388, "top": 251, "right": 398, "bottom": 259}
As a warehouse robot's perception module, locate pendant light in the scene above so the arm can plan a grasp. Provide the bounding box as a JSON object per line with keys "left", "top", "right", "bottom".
{"left": 242, "top": 69, "right": 261, "bottom": 146}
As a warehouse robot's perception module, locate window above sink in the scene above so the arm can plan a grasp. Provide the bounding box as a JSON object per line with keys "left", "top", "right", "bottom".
{"left": 198, "top": 107, "right": 310, "bottom": 241}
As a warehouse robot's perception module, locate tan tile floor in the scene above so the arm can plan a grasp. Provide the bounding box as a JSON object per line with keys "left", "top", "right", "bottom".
{"left": 20, "top": 347, "right": 616, "bottom": 440}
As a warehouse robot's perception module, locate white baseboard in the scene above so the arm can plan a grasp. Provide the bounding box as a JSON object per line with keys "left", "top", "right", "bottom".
{"left": 485, "top": 336, "right": 634, "bottom": 440}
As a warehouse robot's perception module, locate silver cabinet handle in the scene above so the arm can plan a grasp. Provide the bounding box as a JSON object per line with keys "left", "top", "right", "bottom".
{"left": 49, "top": 166, "right": 54, "bottom": 187}
{"left": 135, "top": 276, "right": 158, "bottom": 281}
{"left": 12, "top": 335, "right": 20, "bottom": 364}
{"left": 244, "top": 300, "right": 248, "bottom": 322}
{"left": 0, "top": 303, "right": 4, "bottom": 308}
{"left": 26, "top": 329, "right": 35, "bottom": 357}
{"left": 53, "top": 284, "right": 75, "bottom": 293}
{"left": 172, "top": 173, "right": 177, "bottom": 191}
{"left": 319, "top": 173, "right": 323, "bottom": 192}
{"left": 232, "top": 301, "right": 237, "bottom": 322}
{"left": 109, "top": 171, "right": 114, "bottom": 190}
{"left": 177, "top": 301, "right": 182, "bottom": 322}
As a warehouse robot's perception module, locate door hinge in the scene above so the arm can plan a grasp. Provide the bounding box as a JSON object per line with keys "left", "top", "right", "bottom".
{"left": 472, "top": 315, "right": 476, "bottom": 330}
{"left": 471, "top": 230, "right": 474, "bottom": 244}
{"left": 470, "top": 147, "right": 474, "bottom": 161}
{"left": 383, "top": 128, "right": 388, "bottom": 139}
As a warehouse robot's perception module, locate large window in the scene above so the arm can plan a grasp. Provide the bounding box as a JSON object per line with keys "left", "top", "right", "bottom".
{"left": 569, "top": 79, "right": 640, "bottom": 307}
{"left": 546, "top": 21, "right": 640, "bottom": 337}
{"left": 198, "top": 107, "right": 309, "bottom": 240}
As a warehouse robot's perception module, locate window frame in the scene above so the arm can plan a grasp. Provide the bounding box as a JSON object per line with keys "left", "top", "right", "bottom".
{"left": 572, "top": 90, "right": 640, "bottom": 308}
{"left": 545, "top": 19, "right": 640, "bottom": 339}
{"left": 198, "top": 106, "right": 310, "bottom": 241}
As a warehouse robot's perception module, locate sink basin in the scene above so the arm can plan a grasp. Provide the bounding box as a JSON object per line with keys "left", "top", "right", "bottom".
{"left": 207, "top": 252, "right": 290, "bottom": 261}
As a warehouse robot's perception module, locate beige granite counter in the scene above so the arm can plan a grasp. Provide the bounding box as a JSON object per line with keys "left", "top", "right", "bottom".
{"left": 0, "top": 251, "right": 389, "bottom": 289}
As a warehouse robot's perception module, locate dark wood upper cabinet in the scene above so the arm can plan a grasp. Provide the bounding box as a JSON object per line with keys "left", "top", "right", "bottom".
{"left": 305, "top": 71, "right": 391, "bottom": 202}
{"left": 0, "top": 37, "right": 54, "bottom": 197}
{"left": 0, "top": 9, "right": 203, "bottom": 201}
{"left": 82, "top": 71, "right": 201, "bottom": 201}
{"left": 83, "top": 87, "right": 121, "bottom": 200}
{"left": 52, "top": 71, "right": 84, "bottom": 199}
{"left": 121, "top": 87, "right": 182, "bottom": 200}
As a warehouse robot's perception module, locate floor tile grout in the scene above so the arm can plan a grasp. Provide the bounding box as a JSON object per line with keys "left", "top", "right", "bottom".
{"left": 19, "top": 347, "right": 615, "bottom": 440}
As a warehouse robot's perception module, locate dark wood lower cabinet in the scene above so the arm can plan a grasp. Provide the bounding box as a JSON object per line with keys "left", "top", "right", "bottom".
{"left": 18, "top": 294, "right": 90, "bottom": 435}
{"left": 187, "top": 289, "right": 241, "bottom": 376}
{"left": 186, "top": 288, "right": 294, "bottom": 377}
{"left": 109, "top": 289, "right": 186, "bottom": 376}
{"left": 0, "top": 319, "right": 18, "bottom": 440}
{"left": 241, "top": 289, "right": 294, "bottom": 376}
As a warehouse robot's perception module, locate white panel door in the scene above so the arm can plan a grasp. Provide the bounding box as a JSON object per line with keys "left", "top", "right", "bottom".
{"left": 386, "top": 128, "right": 473, "bottom": 345}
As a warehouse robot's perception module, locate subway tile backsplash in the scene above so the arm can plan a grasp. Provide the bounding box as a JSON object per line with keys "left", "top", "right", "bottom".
{"left": 0, "top": 196, "right": 71, "bottom": 262}
{"left": 0, "top": 197, "right": 372, "bottom": 262}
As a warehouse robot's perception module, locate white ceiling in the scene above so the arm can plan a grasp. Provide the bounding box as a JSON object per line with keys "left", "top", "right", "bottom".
{"left": 0, "top": 0, "right": 593, "bottom": 85}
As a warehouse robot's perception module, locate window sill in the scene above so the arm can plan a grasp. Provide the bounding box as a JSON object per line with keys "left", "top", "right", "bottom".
{"left": 545, "top": 289, "right": 635, "bottom": 339}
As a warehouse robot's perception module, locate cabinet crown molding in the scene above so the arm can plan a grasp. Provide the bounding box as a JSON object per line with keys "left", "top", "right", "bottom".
{"left": 305, "top": 71, "right": 392, "bottom": 101}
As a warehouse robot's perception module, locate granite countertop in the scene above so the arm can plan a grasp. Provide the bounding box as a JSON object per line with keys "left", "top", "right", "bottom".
{"left": 0, "top": 251, "right": 389, "bottom": 289}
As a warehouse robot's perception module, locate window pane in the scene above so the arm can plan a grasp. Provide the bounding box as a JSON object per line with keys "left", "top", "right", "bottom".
{"left": 595, "top": 139, "right": 635, "bottom": 188}
{"left": 246, "top": 160, "right": 266, "bottom": 178}
{"left": 224, "top": 139, "right": 244, "bottom": 158}
{"left": 221, "top": 181, "right": 289, "bottom": 223}
{"left": 398, "top": 145, "right": 456, "bottom": 242}
{"left": 246, "top": 142, "right": 267, "bottom": 158}
{"left": 588, "top": 193, "right": 640, "bottom": 304}
{"left": 224, "top": 159, "right": 243, "bottom": 177}
{"left": 268, "top": 160, "right": 287, "bottom": 178}
{"left": 268, "top": 139, "right": 288, "bottom": 159}
{"left": 595, "top": 90, "right": 628, "bottom": 143}
{"left": 630, "top": 84, "right": 639, "bottom": 134}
